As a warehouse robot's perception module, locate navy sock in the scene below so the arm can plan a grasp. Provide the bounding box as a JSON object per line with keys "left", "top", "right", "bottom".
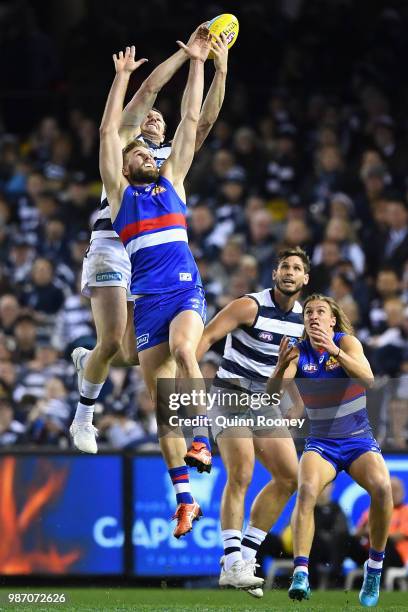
{"left": 193, "top": 435, "right": 211, "bottom": 451}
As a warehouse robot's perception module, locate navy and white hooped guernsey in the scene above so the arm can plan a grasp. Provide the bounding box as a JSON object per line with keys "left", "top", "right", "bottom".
{"left": 296, "top": 332, "right": 372, "bottom": 438}
{"left": 215, "top": 288, "right": 304, "bottom": 391}
{"left": 112, "top": 175, "right": 202, "bottom": 295}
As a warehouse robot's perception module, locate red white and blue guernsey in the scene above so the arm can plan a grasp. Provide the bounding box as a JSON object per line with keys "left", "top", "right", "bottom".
{"left": 112, "top": 175, "right": 206, "bottom": 351}
{"left": 296, "top": 331, "right": 381, "bottom": 473}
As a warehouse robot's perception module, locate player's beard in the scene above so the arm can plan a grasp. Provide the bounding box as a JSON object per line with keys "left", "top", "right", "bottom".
{"left": 275, "top": 278, "right": 303, "bottom": 296}
{"left": 128, "top": 166, "right": 160, "bottom": 184}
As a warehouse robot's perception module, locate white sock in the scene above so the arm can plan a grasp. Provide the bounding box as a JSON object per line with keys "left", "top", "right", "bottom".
{"left": 222, "top": 529, "right": 242, "bottom": 571}
{"left": 74, "top": 378, "right": 104, "bottom": 424}
{"left": 294, "top": 565, "right": 309, "bottom": 575}
{"left": 241, "top": 525, "right": 267, "bottom": 561}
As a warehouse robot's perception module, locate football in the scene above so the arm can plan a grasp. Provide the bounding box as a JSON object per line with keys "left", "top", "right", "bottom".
{"left": 207, "top": 13, "right": 239, "bottom": 59}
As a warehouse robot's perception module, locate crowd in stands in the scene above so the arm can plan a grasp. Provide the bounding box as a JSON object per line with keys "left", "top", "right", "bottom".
{"left": 0, "top": 0, "right": 408, "bottom": 450}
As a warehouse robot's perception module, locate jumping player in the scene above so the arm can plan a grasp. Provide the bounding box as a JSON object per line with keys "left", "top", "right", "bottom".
{"left": 197, "top": 247, "right": 309, "bottom": 593}
{"left": 99, "top": 33, "right": 213, "bottom": 537}
{"left": 268, "top": 294, "right": 392, "bottom": 607}
{"left": 70, "top": 28, "right": 229, "bottom": 454}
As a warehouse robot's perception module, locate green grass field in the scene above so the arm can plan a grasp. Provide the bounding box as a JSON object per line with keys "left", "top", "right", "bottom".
{"left": 0, "top": 588, "right": 407, "bottom": 612}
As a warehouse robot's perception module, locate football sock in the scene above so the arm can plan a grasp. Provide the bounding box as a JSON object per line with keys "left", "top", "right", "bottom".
{"left": 294, "top": 556, "right": 309, "bottom": 575}
{"left": 74, "top": 378, "right": 104, "bottom": 424}
{"left": 241, "top": 525, "right": 267, "bottom": 561}
{"left": 168, "top": 466, "right": 194, "bottom": 504}
{"left": 193, "top": 433, "right": 211, "bottom": 451}
{"left": 222, "top": 529, "right": 242, "bottom": 570}
{"left": 367, "top": 548, "right": 385, "bottom": 574}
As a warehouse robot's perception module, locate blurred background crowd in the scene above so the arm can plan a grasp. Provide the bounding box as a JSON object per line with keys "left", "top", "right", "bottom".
{"left": 0, "top": 0, "right": 408, "bottom": 450}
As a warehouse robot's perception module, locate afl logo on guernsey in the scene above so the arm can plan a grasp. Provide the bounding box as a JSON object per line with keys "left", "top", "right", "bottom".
{"left": 302, "top": 363, "right": 318, "bottom": 373}
{"left": 258, "top": 331, "right": 273, "bottom": 342}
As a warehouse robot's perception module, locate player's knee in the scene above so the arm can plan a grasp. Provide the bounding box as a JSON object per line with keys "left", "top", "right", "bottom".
{"left": 99, "top": 335, "right": 122, "bottom": 359}
{"left": 370, "top": 478, "right": 392, "bottom": 505}
{"left": 172, "top": 342, "right": 196, "bottom": 370}
{"left": 297, "top": 481, "right": 318, "bottom": 508}
{"left": 227, "top": 467, "right": 253, "bottom": 492}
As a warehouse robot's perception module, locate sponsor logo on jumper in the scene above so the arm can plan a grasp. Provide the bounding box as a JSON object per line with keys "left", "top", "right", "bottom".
{"left": 325, "top": 356, "right": 340, "bottom": 371}
{"left": 137, "top": 333, "right": 149, "bottom": 348}
{"left": 96, "top": 272, "right": 122, "bottom": 282}
{"left": 179, "top": 273, "right": 192, "bottom": 281}
{"left": 152, "top": 186, "right": 167, "bottom": 196}
{"left": 258, "top": 331, "right": 273, "bottom": 342}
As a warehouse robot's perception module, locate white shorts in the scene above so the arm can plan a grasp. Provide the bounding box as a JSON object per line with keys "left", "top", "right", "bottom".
{"left": 81, "top": 238, "right": 133, "bottom": 301}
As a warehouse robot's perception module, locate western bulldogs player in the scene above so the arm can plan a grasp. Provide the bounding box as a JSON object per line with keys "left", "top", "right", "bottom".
{"left": 196, "top": 247, "right": 310, "bottom": 593}
{"left": 99, "top": 33, "right": 215, "bottom": 538}
{"left": 269, "top": 294, "right": 392, "bottom": 607}
{"left": 70, "top": 28, "right": 229, "bottom": 455}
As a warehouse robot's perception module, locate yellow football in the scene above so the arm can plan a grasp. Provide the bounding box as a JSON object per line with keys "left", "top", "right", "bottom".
{"left": 207, "top": 13, "right": 239, "bottom": 59}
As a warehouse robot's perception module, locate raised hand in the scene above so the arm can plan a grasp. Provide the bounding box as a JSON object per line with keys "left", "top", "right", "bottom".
{"left": 112, "top": 45, "right": 148, "bottom": 74}
{"left": 210, "top": 32, "right": 228, "bottom": 72}
{"left": 276, "top": 336, "right": 299, "bottom": 371}
{"left": 308, "top": 327, "right": 338, "bottom": 355}
{"left": 177, "top": 26, "right": 211, "bottom": 62}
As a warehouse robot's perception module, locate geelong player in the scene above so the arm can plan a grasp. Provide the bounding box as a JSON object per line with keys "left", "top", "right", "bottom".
{"left": 196, "top": 247, "right": 309, "bottom": 593}
{"left": 98, "top": 33, "right": 213, "bottom": 537}
{"left": 70, "top": 27, "right": 228, "bottom": 454}
{"left": 268, "top": 294, "right": 392, "bottom": 607}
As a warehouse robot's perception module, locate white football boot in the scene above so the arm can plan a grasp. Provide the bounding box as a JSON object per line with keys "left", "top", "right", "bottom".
{"left": 245, "top": 558, "right": 264, "bottom": 598}
{"left": 69, "top": 421, "right": 98, "bottom": 454}
{"left": 219, "top": 556, "right": 264, "bottom": 589}
{"left": 71, "top": 347, "right": 90, "bottom": 393}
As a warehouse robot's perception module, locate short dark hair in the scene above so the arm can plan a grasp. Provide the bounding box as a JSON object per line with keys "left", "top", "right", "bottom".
{"left": 122, "top": 139, "right": 148, "bottom": 163}
{"left": 151, "top": 107, "right": 167, "bottom": 134}
{"left": 277, "top": 247, "right": 310, "bottom": 273}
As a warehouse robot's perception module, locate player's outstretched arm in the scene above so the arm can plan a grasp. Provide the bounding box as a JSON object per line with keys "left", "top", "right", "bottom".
{"left": 161, "top": 26, "right": 211, "bottom": 199}
{"left": 99, "top": 46, "right": 147, "bottom": 220}
{"left": 194, "top": 33, "right": 228, "bottom": 152}
{"left": 120, "top": 25, "right": 203, "bottom": 145}
{"left": 196, "top": 297, "right": 258, "bottom": 361}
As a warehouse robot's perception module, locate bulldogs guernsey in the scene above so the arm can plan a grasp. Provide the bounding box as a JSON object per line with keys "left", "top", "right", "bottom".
{"left": 296, "top": 331, "right": 372, "bottom": 438}
{"left": 91, "top": 136, "right": 171, "bottom": 241}
{"left": 215, "top": 289, "right": 304, "bottom": 392}
{"left": 112, "top": 175, "right": 202, "bottom": 295}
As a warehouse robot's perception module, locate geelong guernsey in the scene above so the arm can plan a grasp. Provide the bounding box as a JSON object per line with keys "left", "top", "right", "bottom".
{"left": 112, "top": 175, "right": 202, "bottom": 295}
{"left": 296, "top": 332, "right": 372, "bottom": 438}
{"left": 90, "top": 136, "right": 171, "bottom": 241}
{"left": 215, "top": 289, "right": 304, "bottom": 392}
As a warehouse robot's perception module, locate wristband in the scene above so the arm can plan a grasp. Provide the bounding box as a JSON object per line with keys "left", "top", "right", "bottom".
{"left": 336, "top": 347, "right": 341, "bottom": 358}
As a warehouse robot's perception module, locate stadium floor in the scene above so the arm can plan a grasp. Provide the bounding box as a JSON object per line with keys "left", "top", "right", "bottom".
{"left": 0, "top": 588, "right": 407, "bottom": 611}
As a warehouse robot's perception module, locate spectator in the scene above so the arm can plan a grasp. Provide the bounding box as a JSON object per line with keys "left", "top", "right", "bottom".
{"left": 382, "top": 200, "right": 408, "bottom": 274}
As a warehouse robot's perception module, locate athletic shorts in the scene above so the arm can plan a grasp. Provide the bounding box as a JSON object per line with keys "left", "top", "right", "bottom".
{"left": 134, "top": 286, "right": 206, "bottom": 352}
{"left": 303, "top": 436, "right": 382, "bottom": 474}
{"left": 81, "top": 238, "right": 133, "bottom": 301}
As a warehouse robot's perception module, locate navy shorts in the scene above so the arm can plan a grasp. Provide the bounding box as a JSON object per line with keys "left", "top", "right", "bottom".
{"left": 134, "top": 286, "right": 206, "bottom": 352}
{"left": 303, "top": 436, "right": 382, "bottom": 474}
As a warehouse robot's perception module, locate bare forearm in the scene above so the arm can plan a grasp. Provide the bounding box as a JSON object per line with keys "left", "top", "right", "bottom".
{"left": 266, "top": 367, "right": 286, "bottom": 398}
{"left": 100, "top": 72, "right": 131, "bottom": 133}
{"left": 182, "top": 59, "right": 204, "bottom": 122}
{"left": 196, "top": 335, "right": 213, "bottom": 362}
{"left": 122, "top": 49, "right": 187, "bottom": 125}
{"left": 200, "top": 69, "right": 226, "bottom": 127}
